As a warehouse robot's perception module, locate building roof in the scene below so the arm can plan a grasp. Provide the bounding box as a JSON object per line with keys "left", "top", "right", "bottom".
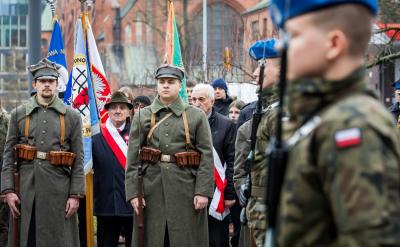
{"left": 242, "top": 0, "right": 270, "bottom": 16}
{"left": 41, "top": 4, "right": 53, "bottom": 32}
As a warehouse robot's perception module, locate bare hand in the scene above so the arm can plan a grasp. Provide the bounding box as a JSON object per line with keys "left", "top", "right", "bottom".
{"left": 224, "top": 199, "right": 236, "bottom": 209}
{"left": 130, "top": 197, "right": 146, "bottom": 215}
{"left": 194, "top": 195, "right": 208, "bottom": 210}
{"left": 65, "top": 198, "right": 80, "bottom": 218}
{"left": 6, "top": 192, "right": 20, "bottom": 219}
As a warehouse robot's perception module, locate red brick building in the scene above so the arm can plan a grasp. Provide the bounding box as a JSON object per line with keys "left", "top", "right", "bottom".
{"left": 43, "top": 0, "right": 276, "bottom": 93}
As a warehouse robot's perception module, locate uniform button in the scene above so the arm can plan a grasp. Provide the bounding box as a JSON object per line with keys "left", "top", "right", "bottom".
{"left": 43, "top": 110, "right": 46, "bottom": 113}
{"left": 40, "top": 141, "right": 44, "bottom": 144}
{"left": 38, "top": 161, "right": 42, "bottom": 165}
{"left": 42, "top": 130, "right": 46, "bottom": 134}
{"left": 165, "top": 144, "right": 169, "bottom": 148}
{"left": 165, "top": 123, "right": 169, "bottom": 126}
{"left": 43, "top": 120, "right": 47, "bottom": 124}
{"left": 165, "top": 133, "right": 169, "bottom": 137}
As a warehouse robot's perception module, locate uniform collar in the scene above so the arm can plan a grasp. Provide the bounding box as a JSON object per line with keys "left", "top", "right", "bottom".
{"left": 262, "top": 84, "right": 279, "bottom": 108}
{"left": 26, "top": 95, "right": 67, "bottom": 116}
{"left": 287, "top": 67, "right": 369, "bottom": 122}
{"left": 150, "top": 96, "right": 187, "bottom": 116}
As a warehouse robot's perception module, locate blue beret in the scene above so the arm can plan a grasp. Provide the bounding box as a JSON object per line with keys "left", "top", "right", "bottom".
{"left": 270, "top": 0, "right": 378, "bottom": 28}
{"left": 392, "top": 80, "right": 400, "bottom": 90}
{"left": 249, "top": 39, "right": 280, "bottom": 61}
{"left": 211, "top": 78, "right": 228, "bottom": 93}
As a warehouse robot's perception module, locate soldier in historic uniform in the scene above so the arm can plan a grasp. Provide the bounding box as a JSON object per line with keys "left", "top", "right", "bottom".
{"left": 1, "top": 58, "right": 85, "bottom": 247}
{"left": 0, "top": 104, "right": 9, "bottom": 247}
{"left": 270, "top": 0, "right": 400, "bottom": 246}
{"left": 233, "top": 39, "right": 281, "bottom": 247}
{"left": 125, "top": 64, "right": 214, "bottom": 247}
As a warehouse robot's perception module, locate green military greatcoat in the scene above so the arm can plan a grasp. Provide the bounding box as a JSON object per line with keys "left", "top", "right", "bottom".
{"left": 1, "top": 96, "right": 85, "bottom": 247}
{"left": 278, "top": 69, "right": 400, "bottom": 246}
{"left": 125, "top": 96, "right": 214, "bottom": 247}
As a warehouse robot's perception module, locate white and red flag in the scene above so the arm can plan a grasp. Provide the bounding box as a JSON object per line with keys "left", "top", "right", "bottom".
{"left": 209, "top": 147, "right": 230, "bottom": 220}
{"left": 86, "top": 18, "right": 112, "bottom": 123}
{"left": 335, "top": 128, "right": 362, "bottom": 148}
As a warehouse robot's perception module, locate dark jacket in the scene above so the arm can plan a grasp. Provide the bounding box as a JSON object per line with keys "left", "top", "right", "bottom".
{"left": 237, "top": 101, "right": 257, "bottom": 128}
{"left": 389, "top": 102, "right": 400, "bottom": 125}
{"left": 214, "top": 97, "right": 234, "bottom": 116}
{"left": 208, "top": 108, "right": 236, "bottom": 200}
{"left": 93, "top": 119, "right": 133, "bottom": 217}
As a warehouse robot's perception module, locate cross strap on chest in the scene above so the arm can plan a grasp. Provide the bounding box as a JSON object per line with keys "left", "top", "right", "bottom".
{"left": 140, "top": 110, "right": 201, "bottom": 167}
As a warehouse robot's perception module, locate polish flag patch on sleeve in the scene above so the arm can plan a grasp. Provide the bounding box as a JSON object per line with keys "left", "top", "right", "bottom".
{"left": 335, "top": 128, "right": 362, "bottom": 148}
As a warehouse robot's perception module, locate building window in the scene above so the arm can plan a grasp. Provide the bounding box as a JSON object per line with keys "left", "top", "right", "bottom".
{"left": 190, "top": 3, "right": 244, "bottom": 67}
{"left": 263, "top": 18, "right": 268, "bottom": 38}
{"left": 0, "top": 0, "right": 29, "bottom": 102}
{"left": 135, "top": 13, "right": 143, "bottom": 44}
{"left": 252, "top": 20, "right": 259, "bottom": 40}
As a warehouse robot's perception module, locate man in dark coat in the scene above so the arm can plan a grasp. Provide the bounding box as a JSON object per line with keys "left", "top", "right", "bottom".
{"left": 92, "top": 91, "right": 134, "bottom": 247}
{"left": 389, "top": 79, "right": 400, "bottom": 125}
{"left": 192, "top": 83, "right": 236, "bottom": 247}
{"left": 211, "top": 78, "right": 233, "bottom": 116}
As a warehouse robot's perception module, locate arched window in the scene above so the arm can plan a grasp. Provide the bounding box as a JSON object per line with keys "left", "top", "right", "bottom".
{"left": 189, "top": 2, "right": 244, "bottom": 68}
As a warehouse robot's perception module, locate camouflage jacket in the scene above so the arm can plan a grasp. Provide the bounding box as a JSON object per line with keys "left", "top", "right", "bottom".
{"left": 0, "top": 111, "right": 9, "bottom": 189}
{"left": 278, "top": 68, "right": 400, "bottom": 247}
{"left": 252, "top": 86, "right": 279, "bottom": 190}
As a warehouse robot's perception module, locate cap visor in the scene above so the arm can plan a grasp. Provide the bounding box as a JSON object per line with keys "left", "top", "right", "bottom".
{"left": 156, "top": 74, "right": 180, "bottom": 80}
{"left": 36, "top": 75, "right": 58, "bottom": 80}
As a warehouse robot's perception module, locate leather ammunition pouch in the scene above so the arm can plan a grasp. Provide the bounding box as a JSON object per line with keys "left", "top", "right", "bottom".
{"left": 139, "top": 146, "right": 162, "bottom": 163}
{"left": 49, "top": 151, "right": 76, "bottom": 166}
{"left": 175, "top": 151, "right": 200, "bottom": 168}
{"left": 19, "top": 113, "right": 76, "bottom": 166}
{"left": 16, "top": 144, "right": 37, "bottom": 161}
{"left": 143, "top": 110, "right": 201, "bottom": 168}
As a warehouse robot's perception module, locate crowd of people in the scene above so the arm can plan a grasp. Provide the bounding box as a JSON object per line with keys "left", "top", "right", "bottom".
{"left": 2, "top": 0, "right": 400, "bottom": 246}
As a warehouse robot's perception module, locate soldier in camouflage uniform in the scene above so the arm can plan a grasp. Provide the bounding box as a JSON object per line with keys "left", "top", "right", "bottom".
{"left": 248, "top": 40, "right": 280, "bottom": 247}
{"left": 233, "top": 39, "right": 281, "bottom": 247}
{"left": 270, "top": 0, "right": 400, "bottom": 246}
{"left": 0, "top": 105, "right": 9, "bottom": 247}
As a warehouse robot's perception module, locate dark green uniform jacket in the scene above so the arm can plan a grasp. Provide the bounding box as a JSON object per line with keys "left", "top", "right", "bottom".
{"left": 125, "top": 96, "right": 214, "bottom": 247}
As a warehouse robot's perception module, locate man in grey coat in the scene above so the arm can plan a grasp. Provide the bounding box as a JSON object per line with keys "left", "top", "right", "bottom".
{"left": 1, "top": 58, "right": 85, "bottom": 247}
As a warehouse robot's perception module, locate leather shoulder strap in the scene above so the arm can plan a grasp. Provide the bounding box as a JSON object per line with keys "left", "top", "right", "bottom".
{"left": 147, "top": 113, "right": 173, "bottom": 143}
{"left": 151, "top": 113, "right": 156, "bottom": 129}
{"left": 182, "top": 111, "right": 190, "bottom": 147}
{"left": 24, "top": 115, "right": 30, "bottom": 142}
{"left": 60, "top": 114, "right": 65, "bottom": 148}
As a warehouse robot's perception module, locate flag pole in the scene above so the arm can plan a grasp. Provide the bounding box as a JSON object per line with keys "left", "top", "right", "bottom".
{"left": 78, "top": 1, "right": 95, "bottom": 246}
{"left": 202, "top": 0, "right": 207, "bottom": 83}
